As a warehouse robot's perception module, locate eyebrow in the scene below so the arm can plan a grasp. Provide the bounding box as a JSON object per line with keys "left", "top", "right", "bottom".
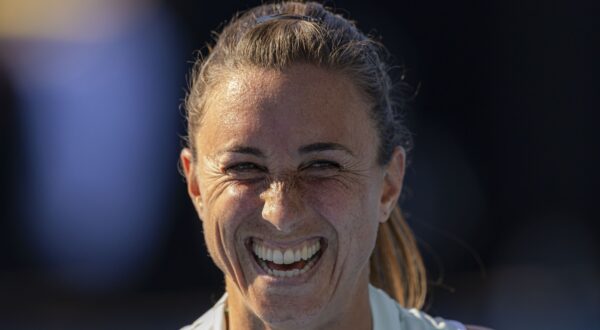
{"left": 224, "top": 146, "right": 266, "bottom": 158}
{"left": 298, "top": 142, "right": 354, "bottom": 156}
{"left": 219, "top": 142, "right": 353, "bottom": 157}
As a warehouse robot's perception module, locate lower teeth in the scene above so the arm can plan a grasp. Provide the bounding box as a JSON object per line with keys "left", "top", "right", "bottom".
{"left": 260, "top": 258, "right": 317, "bottom": 278}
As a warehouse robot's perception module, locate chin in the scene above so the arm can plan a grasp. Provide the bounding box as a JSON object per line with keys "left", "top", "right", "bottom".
{"left": 253, "top": 301, "right": 329, "bottom": 330}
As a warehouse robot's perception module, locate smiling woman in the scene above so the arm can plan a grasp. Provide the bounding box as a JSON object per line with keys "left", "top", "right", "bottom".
{"left": 180, "top": 2, "right": 484, "bottom": 330}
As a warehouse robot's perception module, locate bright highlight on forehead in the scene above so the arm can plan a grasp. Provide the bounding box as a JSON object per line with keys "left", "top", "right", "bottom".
{"left": 225, "top": 76, "right": 244, "bottom": 96}
{"left": 211, "top": 64, "right": 368, "bottom": 110}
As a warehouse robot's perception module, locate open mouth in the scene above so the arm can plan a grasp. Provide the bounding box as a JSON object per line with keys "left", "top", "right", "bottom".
{"left": 249, "top": 238, "right": 325, "bottom": 278}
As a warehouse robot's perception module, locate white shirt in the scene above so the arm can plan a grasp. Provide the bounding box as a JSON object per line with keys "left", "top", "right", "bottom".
{"left": 181, "top": 285, "right": 466, "bottom": 330}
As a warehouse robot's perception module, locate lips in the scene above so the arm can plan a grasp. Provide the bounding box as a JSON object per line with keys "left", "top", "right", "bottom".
{"left": 250, "top": 238, "right": 324, "bottom": 278}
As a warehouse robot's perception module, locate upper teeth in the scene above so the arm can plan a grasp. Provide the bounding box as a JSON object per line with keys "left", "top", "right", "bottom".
{"left": 253, "top": 239, "right": 321, "bottom": 265}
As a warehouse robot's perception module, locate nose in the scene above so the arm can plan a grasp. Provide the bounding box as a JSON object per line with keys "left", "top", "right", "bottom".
{"left": 260, "top": 179, "right": 305, "bottom": 233}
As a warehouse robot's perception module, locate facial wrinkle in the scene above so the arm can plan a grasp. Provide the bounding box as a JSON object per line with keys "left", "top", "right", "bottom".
{"left": 200, "top": 155, "right": 251, "bottom": 290}
{"left": 220, "top": 223, "right": 246, "bottom": 294}
{"left": 200, "top": 154, "right": 251, "bottom": 207}
{"left": 212, "top": 217, "right": 239, "bottom": 284}
{"left": 303, "top": 158, "right": 372, "bottom": 193}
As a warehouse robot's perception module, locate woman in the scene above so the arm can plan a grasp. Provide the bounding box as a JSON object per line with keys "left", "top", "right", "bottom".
{"left": 180, "top": 2, "right": 488, "bottom": 329}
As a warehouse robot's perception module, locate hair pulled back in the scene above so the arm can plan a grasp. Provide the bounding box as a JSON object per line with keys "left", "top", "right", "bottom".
{"left": 184, "top": 1, "right": 426, "bottom": 308}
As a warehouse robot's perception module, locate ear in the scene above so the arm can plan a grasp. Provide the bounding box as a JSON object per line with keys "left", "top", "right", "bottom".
{"left": 378, "top": 147, "right": 405, "bottom": 223}
{"left": 180, "top": 148, "right": 203, "bottom": 216}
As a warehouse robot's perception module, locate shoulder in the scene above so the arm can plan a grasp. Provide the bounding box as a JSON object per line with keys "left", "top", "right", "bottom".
{"left": 180, "top": 293, "right": 228, "bottom": 330}
{"left": 369, "top": 285, "right": 488, "bottom": 330}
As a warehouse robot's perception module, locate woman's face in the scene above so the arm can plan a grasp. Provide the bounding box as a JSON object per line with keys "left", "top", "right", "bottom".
{"left": 181, "top": 64, "right": 404, "bottom": 328}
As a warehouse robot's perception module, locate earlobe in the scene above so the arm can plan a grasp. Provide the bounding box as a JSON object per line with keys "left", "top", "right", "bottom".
{"left": 379, "top": 147, "right": 405, "bottom": 223}
{"left": 180, "top": 148, "right": 203, "bottom": 213}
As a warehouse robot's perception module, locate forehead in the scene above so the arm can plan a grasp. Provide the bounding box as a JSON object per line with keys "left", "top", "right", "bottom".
{"left": 197, "top": 64, "right": 376, "bottom": 153}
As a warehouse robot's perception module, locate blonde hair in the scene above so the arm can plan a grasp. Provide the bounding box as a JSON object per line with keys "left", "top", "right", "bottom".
{"left": 184, "top": 1, "right": 427, "bottom": 308}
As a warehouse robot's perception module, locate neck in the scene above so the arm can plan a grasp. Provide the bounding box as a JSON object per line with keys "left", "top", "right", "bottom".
{"left": 225, "top": 272, "right": 372, "bottom": 330}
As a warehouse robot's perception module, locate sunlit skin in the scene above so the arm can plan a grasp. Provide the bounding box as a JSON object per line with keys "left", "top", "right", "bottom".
{"left": 181, "top": 64, "right": 405, "bottom": 330}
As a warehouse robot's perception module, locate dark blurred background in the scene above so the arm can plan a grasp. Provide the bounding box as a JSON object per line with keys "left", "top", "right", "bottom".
{"left": 0, "top": 0, "right": 598, "bottom": 329}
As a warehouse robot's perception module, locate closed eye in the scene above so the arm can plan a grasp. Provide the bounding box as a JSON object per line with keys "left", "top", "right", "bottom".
{"left": 301, "top": 160, "right": 342, "bottom": 171}
{"left": 224, "top": 162, "right": 267, "bottom": 174}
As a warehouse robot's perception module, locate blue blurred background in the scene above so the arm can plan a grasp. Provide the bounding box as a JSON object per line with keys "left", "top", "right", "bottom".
{"left": 0, "top": 1, "right": 598, "bottom": 329}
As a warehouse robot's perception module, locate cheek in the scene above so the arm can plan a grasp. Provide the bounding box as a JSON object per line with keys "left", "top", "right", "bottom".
{"left": 204, "top": 183, "right": 260, "bottom": 221}
{"left": 306, "top": 178, "right": 380, "bottom": 249}
{"left": 307, "top": 176, "right": 377, "bottom": 220}
{"left": 201, "top": 183, "right": 262, "bottom": 271}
